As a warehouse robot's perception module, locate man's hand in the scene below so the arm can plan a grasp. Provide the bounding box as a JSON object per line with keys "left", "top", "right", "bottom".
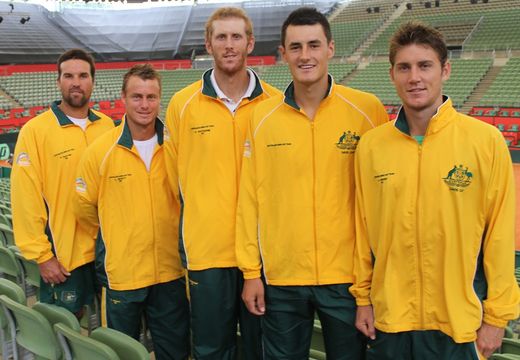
{"left": 38, "top": 257, "right": 70, "bottom": 285}
{"left": 242, "top": 278, "right": 265, "bottom": 316}
{"left": 476, "top": 322, "right": 504, "bottom": 358}
{"left": 355, "top": 305, "right": 376, "bottom": 340}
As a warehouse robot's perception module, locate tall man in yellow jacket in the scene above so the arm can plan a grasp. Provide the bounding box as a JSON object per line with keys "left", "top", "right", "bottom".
{"left": 11, "top": 49, "right": 114, "bottom": 316}
{"left": 352, "top": 21, "right": 520, "bottom": 360}
{"left": 164, "top": 7, "right": 279, "bottom": 360}
{"left": 75, "top": 64, "right": 189, "bottom": 360}
{"left": 236, "top": 7, "right": 387, "bottom": 359}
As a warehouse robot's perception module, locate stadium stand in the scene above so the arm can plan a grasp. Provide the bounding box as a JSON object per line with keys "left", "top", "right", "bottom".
{"left": 480, "top": 58, "right": 520, "bottom": 108}
{"left": 362, "top": 0, "right": 520, "bottom": 55}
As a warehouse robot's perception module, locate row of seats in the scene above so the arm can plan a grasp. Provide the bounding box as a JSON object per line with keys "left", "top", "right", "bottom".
{"left": 0, "top": 278, "right": 149, "bottom": 360}
{"left": 480, "top": 58, "right": 520, "bottom": 108}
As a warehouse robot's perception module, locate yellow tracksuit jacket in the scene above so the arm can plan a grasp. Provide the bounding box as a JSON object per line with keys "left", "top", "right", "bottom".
{"left": 236, "top": 79, "right": 388, "bottom": 285}
{"left": 11, "top": 101, "right": 114, "bottom": 271}
{"left": 351, "top": 98, "right": 520, "bottom": 343}
{"left": 164, "top": 69, "right": 280, "bottom": 270}
{"left": 74, "top": 118, "right": 184, "bottom": 291}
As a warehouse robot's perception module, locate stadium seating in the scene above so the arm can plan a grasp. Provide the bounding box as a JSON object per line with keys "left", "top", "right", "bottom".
{"left": 480, "top": 58, "right": 520, "bottom": 108}
{"left": 363, "top": 0, "right": 520, "bottom": 55}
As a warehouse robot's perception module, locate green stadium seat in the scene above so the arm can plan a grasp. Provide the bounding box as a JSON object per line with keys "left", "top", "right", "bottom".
{"left": 54, "top": 323, "right": 120, "bottom": 360}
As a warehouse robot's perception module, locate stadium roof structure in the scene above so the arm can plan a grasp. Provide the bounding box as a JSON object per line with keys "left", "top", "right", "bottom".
{"left": 0, "top": 0, "right": 340, "bottom": 64}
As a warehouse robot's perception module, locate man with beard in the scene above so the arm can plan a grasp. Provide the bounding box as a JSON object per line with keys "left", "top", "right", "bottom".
{"left": 11, "top": 49, "right": 114, "bottom": 317}
{"left": 164, "top": 7, "right": 280, "bottom": 360}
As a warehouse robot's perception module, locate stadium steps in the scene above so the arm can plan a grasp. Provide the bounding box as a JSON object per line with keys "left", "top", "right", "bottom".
{"left": 350, "top": 2, "right": 408, "bottom": 60}
{"left": 327, "top": 1, "right": 350, "bottom": 23}
{"left": 460, "top": 63, "right": 503, "bottom": 114}
{"left": 0, "top": 89, "right": 20, "bottom": 109}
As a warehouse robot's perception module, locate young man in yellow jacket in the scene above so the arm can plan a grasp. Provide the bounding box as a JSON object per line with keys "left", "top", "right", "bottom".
{"left": 164, "top": 7, "right": 280, "bottom": 360}
{"left": 236, "top": 7, "right": 387, "bottom": 359}
{"left": 11, "top": 49, "right": 114, "bottom": 317}
{"left": 352, "top": 21, "right": 520, "bottom": 360}
{"left": 75, "top": 64, "right": 189, "bottom": 360}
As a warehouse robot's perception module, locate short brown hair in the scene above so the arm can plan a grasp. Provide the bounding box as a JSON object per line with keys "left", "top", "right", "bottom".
{"left": 205, "top": 7, "right": 253, "bottom": 41}
{"left": 122, "top": 64, "right": 162, "bottom": 93}
{"left": 57, "top": 48, "right": 96, "bottom": 79}
{"left": 389, "top": 21, "right": 448, "bottom": 67}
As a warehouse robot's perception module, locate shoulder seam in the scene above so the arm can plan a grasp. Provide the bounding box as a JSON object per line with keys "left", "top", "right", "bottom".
{"left": 253, "top": 101, "right": 284, "bottom": 138}
{"left": 179, "top": 86, "right": 201, "bottom": 119}
{"left": 335, "top": 92, "right": 376, "bottom": 128}
{"left": 99, "top": 131, "right": 120, "bottom": 175}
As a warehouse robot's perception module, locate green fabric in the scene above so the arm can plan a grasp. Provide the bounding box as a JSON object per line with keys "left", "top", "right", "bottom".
{"left": 366, "top": 330, "right": 480, "bottom": 360}
{"left": 104, "top": 279, "right": 189, "bottom": 360}
{"left": 262, "top": 283, "right": 364, "bottom": 360}
{"left": 188, "top": 267, "right": 262, "bottom": 360}
{"left": 413, "top": 135, "right": 425, "bottom": 145}
{"left": 283, "top": 75, "right": 334, "bottom": 110}
{"left": 39, "top": 262, "right": 95, "bottom": 313}
{"left": 50, "top": 100, "right": 101, "bottom": 126}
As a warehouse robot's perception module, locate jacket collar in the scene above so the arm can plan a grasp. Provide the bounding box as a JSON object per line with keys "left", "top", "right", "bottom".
{"left": 50, "top": 100, "right": 101, "bottom": 126}
{"left": 395, "top": 96, "right": 457, "bottom": 136}
{"left": 117, "top": 115, "right": 164, "bottom": 149}
{"left": 201, "top": 68, "right": 264, "bottom": 101}
{"left": 283, "top": 74, "right": 334, "bottom": 110}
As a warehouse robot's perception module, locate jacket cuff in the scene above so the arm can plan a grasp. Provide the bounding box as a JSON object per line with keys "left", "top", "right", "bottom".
{"left": 355, "top": 297, "right": 372, "bottom": 306}
{"left": 483, "top": 314, "right": 508, "bottom": 329}
{"left": 242, "top": 269, "right": 261, "bottom": 280}
{"left": 37, "top": 251, "right": 55, "bottom": 265}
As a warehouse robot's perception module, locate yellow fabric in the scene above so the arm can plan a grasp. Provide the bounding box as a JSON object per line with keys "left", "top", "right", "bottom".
{"left": 11, "top": 104, "right": 114, "bottom": 271}
{"left": 164, "top": 70, "right": 281, "bottom": 270}
{"left": 352, "top": 98, "right": 520, "bottom": 343}
{"left": 74, "top": 119, "right": 184, "bottom": 291}
{"left": 236, "top": 82, "right": 388, "bottom": 285}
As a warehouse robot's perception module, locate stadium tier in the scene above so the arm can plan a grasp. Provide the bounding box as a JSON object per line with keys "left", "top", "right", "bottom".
{"left": 480, "top": 58, "right": 520, "bottom": 108}
{"left": 361, "top": 0, "right": 520, "bottom": 55}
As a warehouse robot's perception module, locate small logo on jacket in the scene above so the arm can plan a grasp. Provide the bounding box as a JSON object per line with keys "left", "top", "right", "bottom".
{"left": 75, "top": 177, "right": 87, "bottom": 193}
{"left": 336, "top": 131, "right": 360, "bottom": 153}
{"left": 16, "top": 152, "right": 31, "bottom": 166}
{"left": 443, "top": 164, "right": 473, "bottom": 192}
{"left": 243, "top": 140, "right": 251, "bottom": 158}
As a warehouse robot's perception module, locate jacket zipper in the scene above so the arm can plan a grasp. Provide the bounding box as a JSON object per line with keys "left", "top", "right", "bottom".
{"left": 311, "top": 121, "right": 319, "bottom": 284}
{"left": 416, "top": 143, "right": 425, "bottom": 326}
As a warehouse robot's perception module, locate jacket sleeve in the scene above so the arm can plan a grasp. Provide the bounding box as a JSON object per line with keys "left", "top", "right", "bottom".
{"left": 481, "top": 133, "right": 520, "bottom": 327}
{"left": 374, "top": 96, "right": 390, "bottom": 127}
{"left": 350, "top": 138, "right": 374, "bottom": 306}
{"left": 164, "top": 96, "right": 181, "bottom": 204}
{"left": 236, "top": 115, "right": 262, "bottom": 280}
{"left": 11, "top": 125, "right": 54, "bottom": 264}
{"left": 73, "top": 146, "right": 100, "bottom": 234}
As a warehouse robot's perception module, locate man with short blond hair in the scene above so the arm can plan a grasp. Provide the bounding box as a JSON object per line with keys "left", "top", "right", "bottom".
{"left": 75, "top": 64, "right": 189, "bottom": 360}
{"left": 164, "top": 7, "right": 280, "bottom": 360}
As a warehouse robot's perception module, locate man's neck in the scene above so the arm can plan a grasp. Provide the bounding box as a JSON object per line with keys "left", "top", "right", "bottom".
{"left": 127, "top": 121, "right": 156, "bottom": 141}
{"left": 293, "top": 76, "right": 329, "bottom": 121}
{"left": 58, "top": 101, "right": 89, "bottom": 119}
{"left": 213, "top": 68, "right": 250, "bottom": 103}
{"left": 403, "top": 98, "right": 443, "bottom": 136}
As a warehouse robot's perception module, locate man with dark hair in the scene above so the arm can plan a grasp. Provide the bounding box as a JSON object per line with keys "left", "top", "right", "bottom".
{"left": 164, "top": 7, "right": 280, "bottom": 360}
{"left": 352, "top": 21, "right": 520, "bottom": 359}
{"left": 11, "top": 48, "right": 114, "bottom": 317}
{"left": 236, "top": 7, "right": 387, "bottom": 359}
{"left": 75, "top": 64, "right": 189, "bottom": 360}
